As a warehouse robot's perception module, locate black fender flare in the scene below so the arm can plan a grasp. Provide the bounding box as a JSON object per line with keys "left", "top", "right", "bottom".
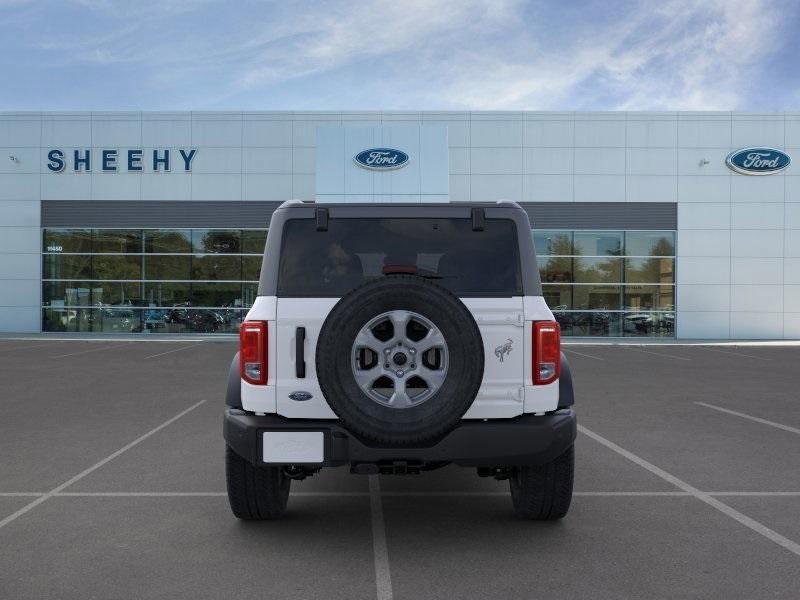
{"left": 225, "top": 352, "right": 242, "bottom": 408}
{"left": 558, "top": 351, "right": 574, "bottom": 408}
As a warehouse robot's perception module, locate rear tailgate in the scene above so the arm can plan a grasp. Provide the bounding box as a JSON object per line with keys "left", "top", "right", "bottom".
{"left": 461, "top": 297, "right": 526, "bottom": 418}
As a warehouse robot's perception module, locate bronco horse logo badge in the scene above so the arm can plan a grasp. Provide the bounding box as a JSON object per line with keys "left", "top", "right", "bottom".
{"left": 494, "top": 339, "right": 513, "bottom": 362}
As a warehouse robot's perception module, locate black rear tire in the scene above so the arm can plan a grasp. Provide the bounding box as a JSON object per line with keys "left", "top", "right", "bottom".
{"left": 509, "top": 445, "right": 574, "bottom": 520}
{"left": 316, "top": 275, "right": 484, "bottom": 446}
{"left": 225, "top": 445, "right": 290, "bottom": 520}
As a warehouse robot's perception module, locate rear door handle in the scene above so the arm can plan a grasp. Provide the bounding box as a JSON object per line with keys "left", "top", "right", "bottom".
{"left": 295, "top": 327, "right": 306, "bottom": 378}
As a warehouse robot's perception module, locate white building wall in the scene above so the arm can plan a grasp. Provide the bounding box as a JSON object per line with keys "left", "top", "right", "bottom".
{"left": 0, "top": 111, "right": 798, "bottom": 338}
{"left": 315, "top": 124, "right": 448, "bottom": 202}
{"left": 0, "top": 113, "right": 41, "bottom": 332}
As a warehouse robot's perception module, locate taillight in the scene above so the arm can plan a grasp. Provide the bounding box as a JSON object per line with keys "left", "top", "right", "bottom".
{"left": 533, "top": 321, "right": 560, "bottom": 385}
{"left": 240, "top": 321, "right": 267, "bottom": 385}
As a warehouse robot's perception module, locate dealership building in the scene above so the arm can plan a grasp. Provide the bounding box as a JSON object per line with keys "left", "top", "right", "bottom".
{"left": 0, "top": 110, "right": 798, "bottom": 339}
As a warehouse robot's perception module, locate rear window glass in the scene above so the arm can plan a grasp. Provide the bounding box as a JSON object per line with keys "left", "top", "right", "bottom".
{"left": 277, "top": 218, "right": 522, "bottom": 297}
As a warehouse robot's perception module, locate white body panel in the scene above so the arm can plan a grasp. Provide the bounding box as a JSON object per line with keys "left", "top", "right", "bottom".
{"left": 242, "top": 294, "right": 560, "bottom": 418}
{"left": 275, "top": 297, "right": 338, "bottom": 419}
{"left": 460, "top": 297, "right": 526, "bottom": 419}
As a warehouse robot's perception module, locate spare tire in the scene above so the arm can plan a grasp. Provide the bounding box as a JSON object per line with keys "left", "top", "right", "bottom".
{"left": 316, "top": 275, "right": 484, "bottom": 445}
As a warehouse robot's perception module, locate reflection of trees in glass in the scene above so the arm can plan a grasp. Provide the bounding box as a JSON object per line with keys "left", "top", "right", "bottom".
{"left": 549, "top": 234, "right": 572, "bottom": 255}
{"left": 537, "top": 234, "right": 574, "bottom": 282}
{"left": 569, "top": 236, "right": 621, "bottom": 284}
{"left": 625, "top": 240, "right": 674, "bottom": 284}
{"left": 192, "top": 283, "right": 242, "bottom": 307}
{"left": 625, "top": 233, "right": 675, "bottom": 256}
{"left": 44, "top": 255, "right": 92, "bottom": 279}
{"left": 540, "top": 256, "right": 573, "bottom": 282}
{"left": 44, "top": 229, "right": 92, "bottom": 253}
{"left": 93, "top": 230, "right": 141, "bottom": 253}
{"left": 145, "top": 230, "right": 191, "bottom": 253}
{"left": 542, "top": 285, "right": 571, "bottom": 310}
{"left": 574, "top": 257, "right": 621, "bottom": 283}
{"left": 191, "top": 255, "right": 242, "bottom": 280}
{"left": 242, "top": 256, "right": 263, "bottom": 281}
{"left": 92, "top": 256, "right": 143, "bottom": 280}
{"left": 574, "top": 232, "right": 622, "bottom": 256}
{"left": 574, "top": 285, "right": 621, "bottom": 310}
{"left": 241, "top": 230, "right": 268, "bottom": 254}
{"left": 144, "top": 256, "right": 191, "bottom": 280}
{"left": 201, "top": 231, "right": 240, "bottom": 253}
{"left": 534, "top": 232, "right": 572, "bottom": 256}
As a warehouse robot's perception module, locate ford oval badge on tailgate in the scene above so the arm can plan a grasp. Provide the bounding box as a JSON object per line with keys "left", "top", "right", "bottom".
{"left": 289, "top": 391, "right": 313, "bottom": 402}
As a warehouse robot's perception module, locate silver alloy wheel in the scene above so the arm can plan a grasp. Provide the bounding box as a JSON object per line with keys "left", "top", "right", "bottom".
{"left": 351, "top": 310, "right": 449, "bottom": 409}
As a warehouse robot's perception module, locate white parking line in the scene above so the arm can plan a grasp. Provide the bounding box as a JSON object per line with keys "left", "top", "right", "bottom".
{"left": 696, "top": 402, "right": 800, "bottom": 436}
{"left": 369, "top": 475, "right": 393, "bottom": 600}
{"left": 706, "top": 492, "right": 800, "bottom": 496}
{"left": 143, "top": 344, "right": 202, "bottom": 359}
{"left": 50, "top": 342, "right": 133, "bottom": 358}
{"left": 623, "top": 346, "right": 691, "bottom": 361}
{"left": 0, "top": 400, "right": 206, "bottom": 531}
{"left": 695, "top": 347, "right": 771, "bottom": 361}
{"left": 563, "top": 348, "right": 605, "bottom": 361}
{"left": 578, "top": 424, "right": 800, "bottom": 558}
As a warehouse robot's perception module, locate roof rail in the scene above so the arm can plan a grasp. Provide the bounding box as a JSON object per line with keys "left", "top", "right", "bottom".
{"left": 495, "top": 199, "right": 522, "bottom": 208}
{"left": 278, "top": 199, "right": 317, "bottom": 209}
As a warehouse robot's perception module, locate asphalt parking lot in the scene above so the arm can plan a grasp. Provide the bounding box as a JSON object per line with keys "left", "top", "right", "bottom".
{"left": 1, "top": 338, "right": 799, "bottom": 599}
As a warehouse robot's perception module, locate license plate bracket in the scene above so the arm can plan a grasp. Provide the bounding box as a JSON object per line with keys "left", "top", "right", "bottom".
{"left": 262, "top": 431, "right": 324, "bottom": 464}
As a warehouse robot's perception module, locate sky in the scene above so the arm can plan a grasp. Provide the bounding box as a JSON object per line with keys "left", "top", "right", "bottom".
{"left": 1, "top": 0, "right": 798, "bottom": 111}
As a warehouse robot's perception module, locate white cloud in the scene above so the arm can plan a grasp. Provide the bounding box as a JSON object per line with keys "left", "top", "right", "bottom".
{"left": 228, "top": 0, "right": 791, "bottom": 110}
{"left": 236, "top": 0, "right": 518, "bottom": 90}
{"left": 429, "top": 0, "right": 785, "bottom": 110}
{"left": 2, "top": 0, "right": 793, "bottom": 109}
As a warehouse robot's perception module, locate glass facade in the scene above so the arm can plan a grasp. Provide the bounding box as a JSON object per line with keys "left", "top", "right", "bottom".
{"left": 42, "top": 229, "right": 266, "bottom": 333}
{"left": 41, "top": 226, "right": 675, "bottom": 337}
{"left": 534, "top": 230, "right": 676, "bottom": 338}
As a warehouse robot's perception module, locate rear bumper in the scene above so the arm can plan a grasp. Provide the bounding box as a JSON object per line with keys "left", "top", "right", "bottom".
{"left": 223, "top": 408, "right": 576, "bottom": 468}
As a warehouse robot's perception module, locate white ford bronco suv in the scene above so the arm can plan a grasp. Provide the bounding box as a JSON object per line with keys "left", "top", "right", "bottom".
{"left": 224, "top": 201, "right": 576, "bottom": 520}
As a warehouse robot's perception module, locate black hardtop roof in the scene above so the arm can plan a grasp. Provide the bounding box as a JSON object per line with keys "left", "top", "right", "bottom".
{"left": 277, "top": 200, "right": 523, "bottom": 208}
{"left": 258, "top": 199, "right": 542, "bottom": 296}
{"left": 273, "top": 200, "right": 527, "bottom": 219}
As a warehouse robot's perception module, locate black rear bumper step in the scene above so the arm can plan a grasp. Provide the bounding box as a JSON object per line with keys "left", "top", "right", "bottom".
{"left": 224, "top": 408, "right": 576, "bottom": 468}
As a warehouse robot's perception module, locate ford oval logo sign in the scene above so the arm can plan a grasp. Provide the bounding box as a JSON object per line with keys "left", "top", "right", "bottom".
{"left": 726, "top": 147, "right": 790, "bottom": 175}
{"left": 354, "top": 148, "right": 409, "bottom": 170}
{"left": 288, "top": 391, "right": 313, "bottom": 402}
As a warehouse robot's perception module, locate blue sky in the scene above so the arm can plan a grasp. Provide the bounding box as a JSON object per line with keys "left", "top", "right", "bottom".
{"left": 1, "top": 0, "right": 798, "bottom": 111}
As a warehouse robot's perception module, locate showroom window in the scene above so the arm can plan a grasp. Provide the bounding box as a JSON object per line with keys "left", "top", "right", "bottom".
{"left": 41, "top": 228, "right": 267, "bottom": 334}
{"left": 534, "top": 230, "right": 675, "bottom": 338}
